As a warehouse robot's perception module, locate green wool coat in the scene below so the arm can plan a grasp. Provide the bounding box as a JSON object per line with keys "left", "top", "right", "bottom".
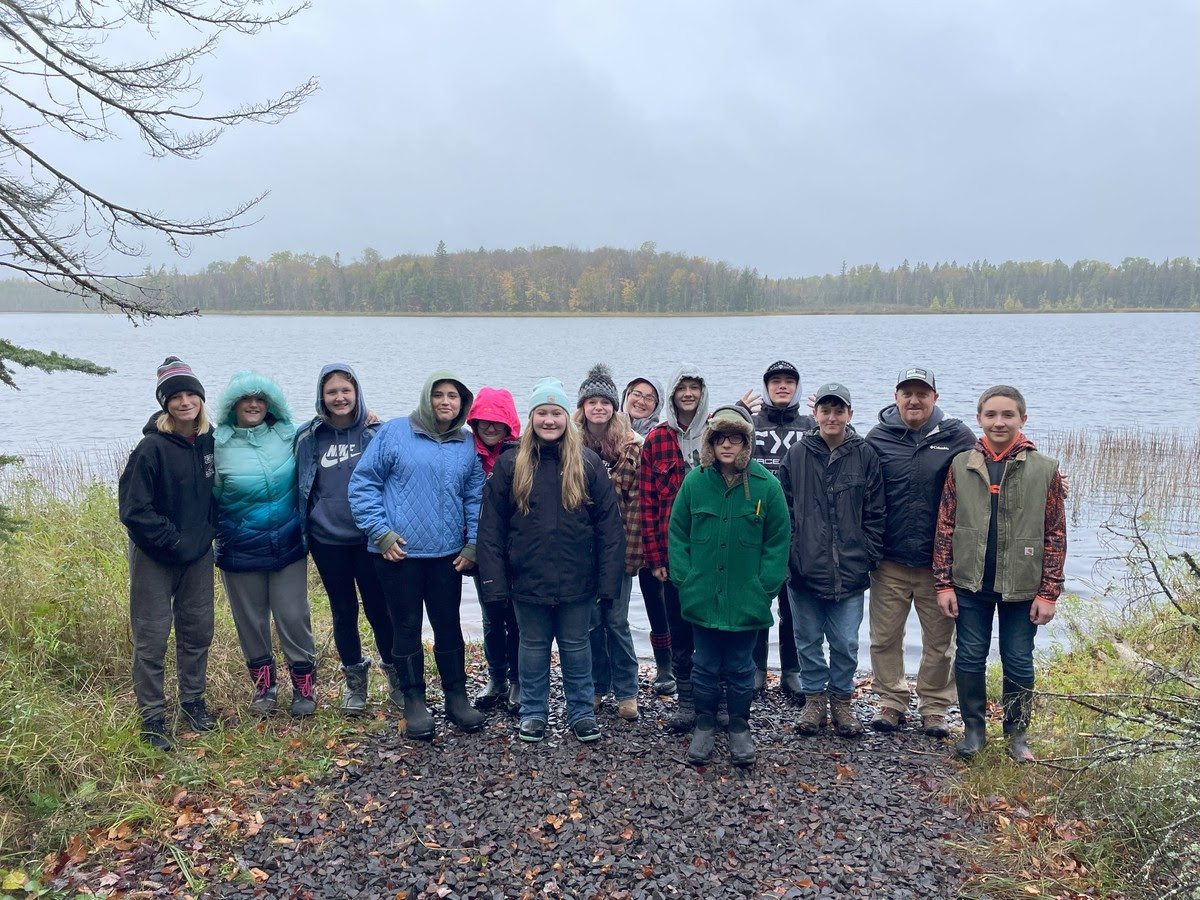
{"left": 668, "top": 460, "right": 791, "bottom": 632}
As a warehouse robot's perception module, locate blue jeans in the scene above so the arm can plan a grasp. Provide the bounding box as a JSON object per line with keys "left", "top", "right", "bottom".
{"left": 512, "top": 599, "right": 595, "bottom": 726}
{"left": 691, "top": 625, "right": 757, "bottom": 700}
{"left": 953, "top": 589, "right": 1037, "bottom": 682}
{"left": 590, "top": 574, "right": 640, "bottom": 701}
{"left": 790, "top": 587, "right": 864, "bottom": 697}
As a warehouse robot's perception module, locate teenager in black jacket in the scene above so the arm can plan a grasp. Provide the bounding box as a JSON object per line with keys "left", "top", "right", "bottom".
{"left": 476, "top": 378, "right": 624, "bottom": 744}
{"left": 118, "top": 357, "right": 218, "bottom": 751}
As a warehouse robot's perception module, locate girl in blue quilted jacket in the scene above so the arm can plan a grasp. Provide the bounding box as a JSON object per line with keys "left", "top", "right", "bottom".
{"left": 349, "top": 370, "right": 487, "bottom": 740}
{"left": 213, "top": 371, "right": 317, "bottom": 717}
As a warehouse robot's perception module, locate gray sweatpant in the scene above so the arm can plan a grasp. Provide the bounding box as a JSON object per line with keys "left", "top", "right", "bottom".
{"left": 129, "top": 544, "right": 215, "bottom": 720}
{"left": 221, "top": 558, "right": 314, "bottom": 668}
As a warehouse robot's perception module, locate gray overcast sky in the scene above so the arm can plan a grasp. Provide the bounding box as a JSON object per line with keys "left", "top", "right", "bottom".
{"left": 64, "top": 0, "right": 1200, "bottom": 278}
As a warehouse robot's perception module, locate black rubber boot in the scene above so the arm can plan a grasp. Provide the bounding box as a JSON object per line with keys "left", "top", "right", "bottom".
{"left": 379, "top": 661, "right": 404, "bottom": 710}
{"left": 436, "top": 647, "right": 485, "bottom": 733}
{"left": 1003, "top": 676, "right": 1036, "bottom": 763}
{"left": 687, "top": 687, "right": 719, "bottom": 765}
{"left": 289, "top": 661, "right": 317, "bottom": 717}
{"left": 398, "top": 652, "right": 435, "bottom": 740}
{"left": 753, "top": 669, "right": 767, "bottom": 693}
{"left": 340, "top": 657, "right": 371, "bottom": 716}
{"left": 716, "top": 683, "right": 730, "bottom": 730}
{"left": 651, "top": 640, "right": 677, "bottom": 695}
{"left": 780, "top": 670, "right": 803, "bottom": 698}
{"left": 727, "top": 689, "right": 756, "bottom": 767}
{"left": 247, "top": 656, "right": 277, "bottom": 716}
{"left": 140, "top": 714, "right": 173, "bottom": 752}
{"left": 505, "top": 680, "right": 521, "bottom": 715}
{"left": 474, "top": 675, "right": 509, "bottom": 710}
{"left": 665, "top": 679, "right": 695, "bottom": 733}
{"left": 955, "top": 670, "right": 989, "bottom": 760}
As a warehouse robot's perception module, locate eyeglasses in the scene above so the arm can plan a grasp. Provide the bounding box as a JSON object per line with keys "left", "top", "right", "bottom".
{"left": 713, "top": 434, "right": 746, "bottom": 446}
{"left": 476, "top": 421, "right": 507, "bottom": 431}
{"left": 627, "top": 389, "right": 657, "bottom": 405}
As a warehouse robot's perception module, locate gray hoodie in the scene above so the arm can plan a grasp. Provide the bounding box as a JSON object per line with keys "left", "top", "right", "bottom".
{"left": 622, "top": 375, "right": 666, "bottom": 437}
{"left": 662, "top": 364, "right": 710, "bottom": 471}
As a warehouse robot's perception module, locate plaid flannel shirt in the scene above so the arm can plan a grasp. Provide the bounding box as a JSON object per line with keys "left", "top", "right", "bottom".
{"left": 607, "top": 431, "right": 645, "bottom": 575}
{"left": 638, "top": 422, "right": 687, "bottom": 571}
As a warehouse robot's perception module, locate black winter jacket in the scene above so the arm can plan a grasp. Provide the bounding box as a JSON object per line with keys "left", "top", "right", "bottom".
{"left": 778, "top": 430, "right": 886, "bottom": 602}
{"left": 865, "top": 405, "right": 975, "bottom": 568}
{"left": 476, "top": 442, "right": 624, "bottom": 606}
{"left": 118, "top": 413, "right": 217, "bottom": 565}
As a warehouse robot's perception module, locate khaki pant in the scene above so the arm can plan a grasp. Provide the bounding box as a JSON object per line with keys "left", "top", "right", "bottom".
{"left": 868, "top": 560, "right": 956, "bottom": 717}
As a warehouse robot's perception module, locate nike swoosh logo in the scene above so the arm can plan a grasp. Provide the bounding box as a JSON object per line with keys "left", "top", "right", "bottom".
{"left": 320, "top": 444, "right": 360, "bottom": 468}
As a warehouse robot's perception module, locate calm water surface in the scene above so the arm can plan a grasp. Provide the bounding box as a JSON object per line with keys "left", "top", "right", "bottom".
{"left": 4, "top": 311, "right": 1198, "bottom": 669}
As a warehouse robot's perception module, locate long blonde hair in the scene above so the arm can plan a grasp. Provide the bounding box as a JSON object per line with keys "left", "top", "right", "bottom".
{"left": 572, "top": 406, "right": 629, "bottom": 464}
{"left": 156, "top": 405, "right": 211, "bottom": 436}
{"left": 512, "top": 417, "right": 590, "bottom": 515}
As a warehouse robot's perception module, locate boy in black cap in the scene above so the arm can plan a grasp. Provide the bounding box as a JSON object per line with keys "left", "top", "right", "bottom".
{"left": 738, "top": 360, "right": 814, "bottom": 698}
{"left": 778, "top": 383, "right": 885, "bottom": 739}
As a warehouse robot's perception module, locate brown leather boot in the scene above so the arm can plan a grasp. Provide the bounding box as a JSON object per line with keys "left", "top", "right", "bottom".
{"left": 797, "top": 693, "right": 827, "bottom": 735}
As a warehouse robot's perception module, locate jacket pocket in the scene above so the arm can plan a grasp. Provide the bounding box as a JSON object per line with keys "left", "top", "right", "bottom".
{"left": 689, "top": 509, "right": 720, "bottom": 545}
{"left": 736, "top": 510, "right": 764, "bottom": 548}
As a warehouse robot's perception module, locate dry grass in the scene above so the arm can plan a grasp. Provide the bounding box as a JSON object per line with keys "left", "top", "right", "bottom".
{"left": 1039, "top": 428, "right": 1198, "bottom": 527}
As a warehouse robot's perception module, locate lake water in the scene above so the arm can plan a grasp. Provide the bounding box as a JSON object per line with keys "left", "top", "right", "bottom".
{"left": 3, "top": 311, "right": 1198, "bottom": 670}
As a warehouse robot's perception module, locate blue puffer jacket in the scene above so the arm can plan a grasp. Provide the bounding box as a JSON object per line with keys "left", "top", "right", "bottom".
{"left": 212, "top": 371, "right": 305, "bottom": 573}
{"left": 348, "top": 370, "right": 485, "bottom": 559}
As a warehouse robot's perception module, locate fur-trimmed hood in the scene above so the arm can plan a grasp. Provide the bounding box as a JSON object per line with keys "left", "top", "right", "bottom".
{"left": 214, "top": 370, "right": 296, "bottom": 446}
{"left": 700, "top": 404, "right": 754, "bottom": 472}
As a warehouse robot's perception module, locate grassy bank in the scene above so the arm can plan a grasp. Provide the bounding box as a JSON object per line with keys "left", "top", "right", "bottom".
{"left": 0, "top": 469, "right": 400, "bottom": 868}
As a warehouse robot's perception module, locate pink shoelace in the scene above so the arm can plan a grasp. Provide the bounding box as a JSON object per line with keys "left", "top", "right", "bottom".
{"left": 293, "top": 671, "right": 315, "bottom": 699}
{"left": 251, "top": 665, "right": 272, "bottom": 695}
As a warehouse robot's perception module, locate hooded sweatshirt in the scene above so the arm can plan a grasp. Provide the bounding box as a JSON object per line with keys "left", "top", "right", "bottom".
{"left": 467, "top": 386, "right": 521, "bottom": 476}
{"left": 660, "top": 364, "right": 710, "bottom": 471}
{"left": 212, "top": 371, "right": 305, "bottom": 573}
{"left": 622, "top": 375, "right": 666, "bottom": 438}
{"left": 412, "top": 369, "right": 474, "bottom": 441}
{"left": 348, "top": 370, "right": 484, "bottom": 559}
{"left": 118, "top": 412, "right": 216, "bottom": 565}
{"left": 295, "top": 363, "right": 379, "bottom": 546}
{"left": 638, "top": 365, "right": 710, "bottom": 570}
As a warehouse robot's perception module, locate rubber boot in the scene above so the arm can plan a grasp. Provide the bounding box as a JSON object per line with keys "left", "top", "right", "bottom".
{"left": 398, "top": 652, "right": 435, "bottom": 740}
{"left": 436, "top": 647, "right": 485, "bottom": 733}
{"left": 505, "top": 680, "right": 521, "bottom": 715}
{"left": 780, "top": 670, "right": 803, "bottom": 698}
{"left": 379, "top": 661, "right": 404, "bottom": 710}
{"left": 289, "top": 661, "right": 317, "bottom": 717}
{"left": 955, "top": 670, "right": 988, "bottom": 760}
{"left": 651, "top": 635, "right": 677, "bottom": 695}
{"left": 340, "top": 657, "right": 371, "bottom": 716}
{"left": 687, "top": 687, "right": 719, "bottom": 765}
{"left": 1003, "top": 676, "right": 1036, "bottom": 763}
{"left": 727, "top": 688, "right": 756, "bottom": 767}
{"left": 665, "top": 679, "right": 695, "bottom": 733}
{"left": 753, "top": 669, "right": 767, "bottom": 693}
{"left": 247, "top": 656, "right": 277, "bottom": 716}
{"left": 474, "top": 674, "right": 509, "bottom": 710}
{"left": 716, "top": 683, "right": 730, "bottom": 730}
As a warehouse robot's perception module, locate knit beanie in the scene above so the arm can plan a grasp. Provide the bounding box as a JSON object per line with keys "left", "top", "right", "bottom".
{"left": 762, "top": 359, "right": 800, "bottom": 386}
{"left": 576, "top": 363, "right": 620, "bottom": 409}
{"left": 529, "top": 377, "right": 570, "bottom": 415}
{"left": 155, "top": 356, "right": 205, "bottom": 409}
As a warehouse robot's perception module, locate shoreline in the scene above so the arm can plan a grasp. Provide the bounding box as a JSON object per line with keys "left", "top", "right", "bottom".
{"left": 1, "top": 307, "right": 1196, "bottom": 318}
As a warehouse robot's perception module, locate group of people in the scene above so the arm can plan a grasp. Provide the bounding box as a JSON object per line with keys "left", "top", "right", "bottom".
{"left": 118, "top": 355, "right": 1066, "bottom": 769}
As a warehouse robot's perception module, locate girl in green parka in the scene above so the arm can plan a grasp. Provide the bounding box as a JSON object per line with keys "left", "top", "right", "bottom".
{"left": 668, "top": 404, "right": 790, "bottom": 767}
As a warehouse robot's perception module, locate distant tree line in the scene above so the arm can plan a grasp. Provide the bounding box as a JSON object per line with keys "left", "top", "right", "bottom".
{"left": 2, "top": 243, "right": 1197, "bottom": 314}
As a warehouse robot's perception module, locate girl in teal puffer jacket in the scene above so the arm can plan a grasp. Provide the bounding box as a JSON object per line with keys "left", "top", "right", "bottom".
{"left": 214, "top": 371, "right": 316, "bottom": 718}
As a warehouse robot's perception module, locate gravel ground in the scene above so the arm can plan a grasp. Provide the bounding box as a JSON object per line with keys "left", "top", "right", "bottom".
{"left": 212, "top": 674, "right": 978, "bottom": 899}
